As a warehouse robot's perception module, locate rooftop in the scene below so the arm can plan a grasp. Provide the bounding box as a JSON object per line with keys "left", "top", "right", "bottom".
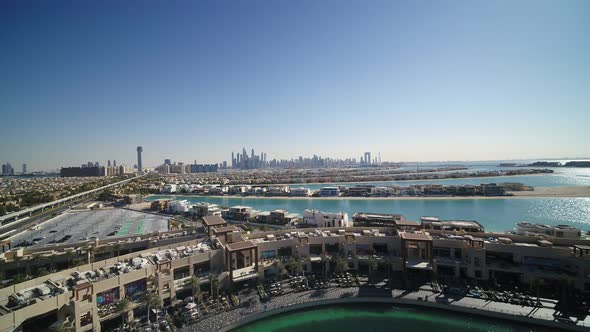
{"left": 212, "top": 226, "right": 240, "bottom": 234}
{"left": 202, "top": 215, "right": 227, "bottom": 227}
{"left": 226, "top": 240, "right": 257, "bottom": 251}
{"left": 400, "top": 232, "right": 433, "bottom": 241}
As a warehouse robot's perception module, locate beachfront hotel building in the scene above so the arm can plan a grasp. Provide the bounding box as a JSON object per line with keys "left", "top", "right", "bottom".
{"left": 1, "top": 216, "right": 589, "bottom": 331}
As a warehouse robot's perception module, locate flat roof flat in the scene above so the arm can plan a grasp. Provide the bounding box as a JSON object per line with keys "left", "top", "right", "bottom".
{"left": 202, "top": 215, "right": 227, "bottom": 227}
{"left": 213, "top": 226, "right": 240, "bottom": 234}
{"left": 395, "top": 220, "right": 421, "bottom": 227}
{"left": 354, "top": 212, "right": 405, "bottom": 219}
{"left": 400, "top": 232, "right": 432, "bottom": 241}
{"left": 226, "top": 240, "right": 256, "bottom": 251}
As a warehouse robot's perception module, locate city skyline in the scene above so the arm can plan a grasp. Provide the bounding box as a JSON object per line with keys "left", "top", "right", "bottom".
{"left": 1, "top": 1, "right": 589, "bottom": 171}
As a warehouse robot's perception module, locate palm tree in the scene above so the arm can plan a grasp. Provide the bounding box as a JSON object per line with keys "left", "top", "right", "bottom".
{"left": 289, "top": 257, "right": 302, "bottom": 277}
{"left": 64, "top": 251, "right": 76, "bottom": 269}
{"left": 114, "top": 244, "right": 121, "bottom": 258}
{"left": 382, "top": 256, "right": 394, "bottom": 288}
{"left": 214, "top": 278, "right": 221, "bottom": 309}
{"left": 145, "top": 290, "right": 161, "bottom": 327}
{"left": 320, "top": 253, "right": 329, "bottom": 278}
{"left": 367, "top": 256, "right": 378, "bottom": 284}
{"left": 190, "top": 275, "right": 202, "bottom": 311}
{"left": 87, "top": 246, "right": 95, "bottom": 265}
{"left": 275, "top": 260, "right": 286, "bottom": 281}
{"left": 208, "top": 273, "right": 216, "bottom": 297}
{"left": 335, "top": 257, "right": 348, "bottom": 275}
{"left": 115, "top": 298, "right": 131, "bottom": 331}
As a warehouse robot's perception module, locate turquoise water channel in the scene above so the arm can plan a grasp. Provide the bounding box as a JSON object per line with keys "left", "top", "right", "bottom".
{"left": 233, "top": 303, "right": 555, "bottom": 332}
{"left": 146, "top": 195, "right": 590, "bottom": 232}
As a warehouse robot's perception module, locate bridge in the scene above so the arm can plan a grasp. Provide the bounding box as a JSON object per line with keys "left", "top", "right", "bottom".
{"left": 0, "top": 173, "right": 147, "bottom": 228}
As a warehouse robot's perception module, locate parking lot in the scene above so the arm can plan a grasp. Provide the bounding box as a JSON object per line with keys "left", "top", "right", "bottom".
{"left": 11, "top": 209, "right": 169, "bottom": 249}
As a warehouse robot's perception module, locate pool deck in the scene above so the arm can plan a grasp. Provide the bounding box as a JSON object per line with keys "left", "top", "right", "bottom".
{"left": 180, "top": 284, "right": 589, "bottom": 332}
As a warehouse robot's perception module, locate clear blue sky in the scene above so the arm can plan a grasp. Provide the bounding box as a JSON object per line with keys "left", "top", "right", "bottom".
{"left": 1, "top": 0, "right": 589, "bottom": 171}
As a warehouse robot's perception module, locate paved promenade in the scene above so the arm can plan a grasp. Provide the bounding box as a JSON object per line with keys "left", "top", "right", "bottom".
{"left": 180, "top": 284, "right": 589, "bottom": 332}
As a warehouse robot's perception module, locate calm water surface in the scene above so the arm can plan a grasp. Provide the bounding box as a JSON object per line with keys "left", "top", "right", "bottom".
{"left": 290, "top": 169, "right": 590, "bottom": 190}
{"left": 147, "top": 195, "right": 590, "bottom": 232}
{"left": 234, "top": 304, "right": 554, "bottom": 332}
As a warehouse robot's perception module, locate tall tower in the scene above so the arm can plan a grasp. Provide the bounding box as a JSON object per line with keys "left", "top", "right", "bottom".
{"left": 137, "top": 146, "right": 143, "bottom": 174}
{"left": 364, "top": 152, "right": 371, "bottom": 165}
{"left": 22, "top": 163, "right": 27, "bottom": 174}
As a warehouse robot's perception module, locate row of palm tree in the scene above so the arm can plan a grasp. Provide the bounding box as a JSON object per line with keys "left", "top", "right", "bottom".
{"left": 274, "top": 252, "right": 397, "bottom": 284}
{"left": 112, "top": 286, "right": 162, "bottom": 331}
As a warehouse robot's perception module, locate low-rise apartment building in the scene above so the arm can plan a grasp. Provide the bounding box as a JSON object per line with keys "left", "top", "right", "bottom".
{"left": 188, "top": 202, "right": 221, "bottom": 217}
{"left": 302, "top": 209, "right": 351, "bottom": 228}
{"left": 319, "top": 187, "right": 340, "bottom": 197}
{"left": 222, "top": 206, "right": 257, "bottom": 221}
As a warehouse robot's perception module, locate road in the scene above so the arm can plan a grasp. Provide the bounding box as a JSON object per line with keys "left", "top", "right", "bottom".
{"left": 0, "top": 196, "right": 93, "bottom": 241}
{"left": 0, "top": 173, "right": 147, "bottom": 225}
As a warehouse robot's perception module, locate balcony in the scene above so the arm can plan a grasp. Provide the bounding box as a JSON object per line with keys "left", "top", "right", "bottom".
{"left": 231, "top": 266, "right": 257, "bottom": 282}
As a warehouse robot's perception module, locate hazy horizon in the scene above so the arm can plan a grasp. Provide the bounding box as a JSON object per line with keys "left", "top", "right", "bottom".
{"left": 1, "top": 0, "right": 589, "bottom": 171}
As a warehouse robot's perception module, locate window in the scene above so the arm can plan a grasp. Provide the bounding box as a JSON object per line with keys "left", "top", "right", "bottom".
{"left": 475, "top": 270, "right": 482, "bottom": 278}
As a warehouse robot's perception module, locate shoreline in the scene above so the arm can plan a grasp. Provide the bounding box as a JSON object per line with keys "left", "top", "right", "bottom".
{"left": 270, "top": 171, "right": 549, "bottom": 186}
{"left": 146, "top": 186, "right": 590, "bottom": 201}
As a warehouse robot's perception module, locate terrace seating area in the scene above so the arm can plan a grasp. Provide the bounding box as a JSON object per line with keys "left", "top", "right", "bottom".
{"left": 73, "top": 258, "right": 150, "bottom": 284}
{"left": 150, "top": 242, "right": 213, "bottom": 263}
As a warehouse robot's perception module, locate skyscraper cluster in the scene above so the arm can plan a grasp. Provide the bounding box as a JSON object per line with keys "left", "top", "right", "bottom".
{"left": 1, "top": 162, "right": 15, "bottom": 175}
{"left": 360, "top": 151, "right": 381, "bottom": 165}
{"left": 231, "top": 148, "right": 267, "bottom": 170}
{"left": 1, "top": 162, "right": 30, "bottom": 175}
{"left": 230, "top": 149, "right": 380, "bottom": 169}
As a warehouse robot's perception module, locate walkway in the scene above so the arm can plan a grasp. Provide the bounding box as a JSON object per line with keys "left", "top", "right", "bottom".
{"left": 180, "top": 283, "right": 589, "bottom": 332}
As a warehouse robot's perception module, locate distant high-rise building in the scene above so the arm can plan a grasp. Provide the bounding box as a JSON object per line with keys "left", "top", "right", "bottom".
{"left": 107, "top": 160, "right": 111, "bottom": 167}
{"left": 164, "top": 159, "right": 171, "bottom": 165}
{"left": 113, "top": 160, "right": 117, "bottom": 167}
{"left": 364, "top": 152, "right": 371, "bottom": 165}
{"left": 22, "top": 163, "right": 27, "bottom": 174}
{"left": 137, "top": 146, "right": 143, "bottom": 174}
{"left": 1, "top": 164, "right": 6, "bottom": 175}
{"left": 94, "top": 161, "right": 99, "bottom": 167}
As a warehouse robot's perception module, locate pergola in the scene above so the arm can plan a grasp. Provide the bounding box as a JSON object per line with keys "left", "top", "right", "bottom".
{"left": 72, "top": 281, "right": 94, "bottom": 301}
{"left": 573, "top": 245, "right": 590, "bottom": 257}
{"left": 400, "top": 232, "right": 433, "bottom": 270}
{"left": 225, "top": 240, "right": 258, "bottom": 282}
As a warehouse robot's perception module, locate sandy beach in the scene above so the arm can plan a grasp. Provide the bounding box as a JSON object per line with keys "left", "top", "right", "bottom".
{"left": 146, "top": 186, "right": 590, "bottom": 201}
